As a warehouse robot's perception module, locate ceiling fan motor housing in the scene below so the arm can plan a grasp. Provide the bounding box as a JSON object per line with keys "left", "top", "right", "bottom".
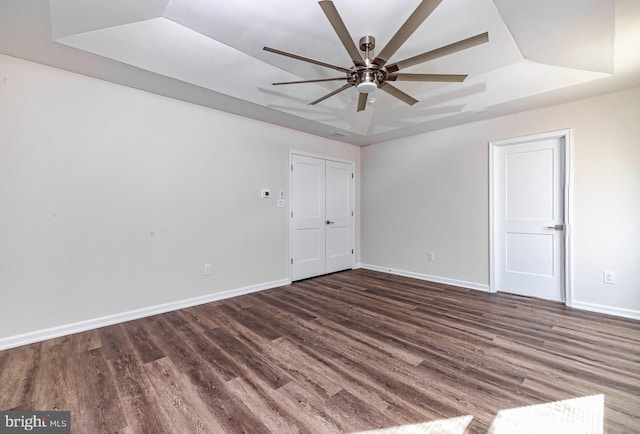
{"left": 351, "top": 64, "right": 388, "bottom": 93}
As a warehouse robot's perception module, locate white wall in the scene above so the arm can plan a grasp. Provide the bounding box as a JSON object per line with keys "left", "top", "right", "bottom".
{"left": 0, "top": 54, "right": 361, "bottom": 340}
{"left": 362, "top": 86, "right": 640, "bottom": 317}
{"left": 1, "top": 53, "right": 637, "bottom": 345}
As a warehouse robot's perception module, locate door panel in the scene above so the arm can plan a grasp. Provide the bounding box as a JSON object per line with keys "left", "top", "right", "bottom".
{"left": 494, "top": 138, "right": 565, "bottom": 301}
{"left": 506, "top": 149, "right": 554, "bottom": 220}
{"left": 291, "top": 155, "right": 354, "bottom": 281}
{"left": 326, "top": 162, "right": 352, "bottom": 218}
{"left": 326, "top": 226, "right": 351, "bottom": 270}
{"left": 506, "top": 232, "right": 554, "bottom": 276}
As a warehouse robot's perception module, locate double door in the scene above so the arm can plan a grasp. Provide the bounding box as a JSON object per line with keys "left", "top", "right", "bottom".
{"left": 290, "top": 154, "right": 354, "bottom": 281}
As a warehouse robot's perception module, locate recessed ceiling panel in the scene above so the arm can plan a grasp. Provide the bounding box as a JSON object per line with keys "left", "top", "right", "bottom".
{"left": 57, "top": 18, "right": 325, "bottom": 109}
{"left": 493, "top": 0, "right": 615, "bottom": 73}
{"left": 50, "top": 0, "right": 170, "bottom": 39}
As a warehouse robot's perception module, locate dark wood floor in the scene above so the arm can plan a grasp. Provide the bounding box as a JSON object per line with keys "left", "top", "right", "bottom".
{"left": 1, "top": 269, "right": 639, "bottom": 433}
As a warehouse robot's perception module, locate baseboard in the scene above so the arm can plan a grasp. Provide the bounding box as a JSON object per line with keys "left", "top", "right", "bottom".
{"left": 361, "top": 264, "right": 639, "bottom": 321}
{"left": 360, "top": 263, "right": 491, "bottom": 292}
{"left": 5, "top": 273, "right": 634, "bottom": 352}
{"left": 0, "top": 278, "right": 291, "bottom": 351}
{"left": 570, "top": 301, "right": 640, "bottom": 321}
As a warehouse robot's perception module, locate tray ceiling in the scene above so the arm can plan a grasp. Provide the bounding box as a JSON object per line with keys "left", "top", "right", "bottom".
{"left": 1, "top": 0, "right": 639, "bottom": 145}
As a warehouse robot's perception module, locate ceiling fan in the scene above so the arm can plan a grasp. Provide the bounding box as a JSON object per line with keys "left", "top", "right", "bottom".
{"left": 263, "top": 0, "right": 488, "bottom": 112}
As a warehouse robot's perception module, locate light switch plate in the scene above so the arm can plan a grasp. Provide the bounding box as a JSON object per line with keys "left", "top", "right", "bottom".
{"left": 603, "top": 271, "right": 616, "bottom": 284}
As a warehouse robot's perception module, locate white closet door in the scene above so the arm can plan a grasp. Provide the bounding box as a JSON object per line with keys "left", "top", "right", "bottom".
{"left": 291, "top": 154, "right": 326, "bottom": 281}
{"left": 325, "top": 160, "right": 354, "bottom": 274}
{"left": 291, "top": 154, "right": 354, "bottom": 281}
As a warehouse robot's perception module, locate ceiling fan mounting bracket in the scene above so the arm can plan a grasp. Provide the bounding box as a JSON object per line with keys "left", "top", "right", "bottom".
{"left": 359, "top": 35, "right": 375, "bottom": 52}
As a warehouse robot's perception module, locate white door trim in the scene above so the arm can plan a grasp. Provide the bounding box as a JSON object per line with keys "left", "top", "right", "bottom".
{"left": 289, "top": 150, "right": 356, "bottom": 281}
{"left": 489, "top": 129, "right": 573, "bottom": 306}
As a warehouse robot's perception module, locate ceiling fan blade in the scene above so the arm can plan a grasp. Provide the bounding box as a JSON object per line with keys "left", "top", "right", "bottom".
{"left": 385, "top": 32, "right": 489, "bottom": 73}
{"left": 309, "top": 83, "right": 353, "bottom": 105}
{"left": 318, "top": 1, "right": 365, "bottom": 67}
{"left": 379, "top": 82, "right": 419, "bottom": 106}
{"left": 272, "top": 77, "right": 346, "bottom": 85}
{"left": 357, "top": 93, "right": 368, "bottom": 112}
{"left": 263, "top": 46, "right": 351, "bottom": 73}
{"left": 373, "top": 0, "right": 444, "bottom": 67}
{"left": 387, "top": 73, "right": 467, "bottom": 82}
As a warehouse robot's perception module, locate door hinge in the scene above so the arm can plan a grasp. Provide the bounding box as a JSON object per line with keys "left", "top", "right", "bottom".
{"left": 352, "top": 249, "right": 354, "bottom": 254}
{"left": 352, "top": 173, "right": 354, "bottom": 179}
{"left": 291, "top": 258, "right": 294, "bottom": 265}
{"left": 291, "top": 164, "right": 293, "bottom": 171}
{"left": 352, "top": 211, "right": 354, "bottom": 217}
{"left": 291, "top": 211, "right": 293, "bottom": 218}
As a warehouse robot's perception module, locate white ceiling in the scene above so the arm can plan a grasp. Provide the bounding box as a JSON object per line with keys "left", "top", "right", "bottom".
{"left": 1, "top": 0, "right": 639, "bottom": 146}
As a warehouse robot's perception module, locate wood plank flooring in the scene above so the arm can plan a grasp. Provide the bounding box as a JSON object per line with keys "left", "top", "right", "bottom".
{"left": 1, "top": 269, "right": 639, "bottom": 433}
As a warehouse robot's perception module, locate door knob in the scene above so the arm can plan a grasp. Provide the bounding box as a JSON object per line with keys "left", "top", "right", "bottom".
{"left": 546, "top": 224, "right": 564, "bottom": 230}
{"left": 326, "top": 220, "right": 335, "bottom": 225}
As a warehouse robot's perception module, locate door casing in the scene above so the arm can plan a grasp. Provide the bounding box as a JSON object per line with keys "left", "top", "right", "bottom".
{"left": 489, "top": 129, "right": 573, "bottom": 306}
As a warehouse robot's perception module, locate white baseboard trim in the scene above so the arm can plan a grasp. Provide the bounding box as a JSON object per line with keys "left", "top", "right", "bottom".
{"left": 360, "top": 263, "right": 491, "bottom": 293}
{"left": 570, "top": 301, "right": 640, "bottom": 321}
{"left": 361, "top": 264, "right": 639, "bottom": 321}
{"left": 0, "top": 278, "right": 291, "bottom": 351}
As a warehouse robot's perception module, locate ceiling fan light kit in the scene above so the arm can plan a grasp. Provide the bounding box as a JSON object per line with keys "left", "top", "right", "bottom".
{"left": 357, "top": 81, "right": 378, "bottom": 94}
{"left": 264, "top": 0, "right": 489, "bottom": 112}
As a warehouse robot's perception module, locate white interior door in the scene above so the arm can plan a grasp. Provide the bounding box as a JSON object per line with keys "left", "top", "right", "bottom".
{"left": 493, "top": 137, "right": 566, "bottom": 301}
{"left": 291, "top": 154, "right": 354, "bottom": 281}
{"left": 291, "top": 154, "right": 326, "bottom": 281}
{"left": 325, "top": 160, "right": 354, "bottom": 273}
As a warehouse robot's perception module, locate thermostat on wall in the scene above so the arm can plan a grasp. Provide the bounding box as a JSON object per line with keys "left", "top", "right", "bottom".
{"left": 261, "top": 189, "right": 270, "bottom": 198}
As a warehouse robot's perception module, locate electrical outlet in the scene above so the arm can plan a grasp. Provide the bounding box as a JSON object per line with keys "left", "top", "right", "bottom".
{"left": 203, "top": 264, "right": 212, "bottom": 276}
{"left": 603, "top": 271, "right": 616, "bottom": 284}
{"left": 428, "top": 251, "right": 435, "bottom": 262}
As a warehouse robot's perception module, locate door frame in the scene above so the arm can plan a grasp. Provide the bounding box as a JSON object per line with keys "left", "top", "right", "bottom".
{"left": 289, "top": 150, "right": 356, "bottom": 281}
{"left": 489, "top": 129, "right": 574, "bottom": 306}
